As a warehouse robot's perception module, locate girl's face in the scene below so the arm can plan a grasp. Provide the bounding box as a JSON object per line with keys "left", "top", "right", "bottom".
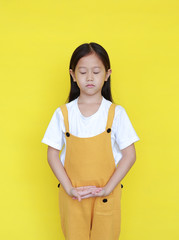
{"left": 70, "top": 53, "right": 111, "bottom": 98}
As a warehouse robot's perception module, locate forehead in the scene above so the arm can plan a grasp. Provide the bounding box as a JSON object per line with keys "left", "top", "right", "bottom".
{"left": 76, "top": 53, "right": 104, "bottom": 68}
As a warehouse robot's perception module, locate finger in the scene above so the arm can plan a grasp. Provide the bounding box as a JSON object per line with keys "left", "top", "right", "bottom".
{"left": 76, "top": 186, "right": 97, "bottom": 190}
{"left": 82, "top": 188, "right": 101, "bottom": 195}
{"left": 91, "top": 189, "right": 103, "bottom": 194}
{"left": 81, "top": 194, "right": 95, "bottom": 199}
{"left": 71, "top": 189, "right": 82, "bottom": 201}
{"left": 73, "top": 190, "right": 104, "bottom": 199}
{"left": 94, "top": 191, "right": 105, "bottom": 197}
{"left": 73, "top": 193, "right": 94, "bottom": 200}
{"left": 83, "top": 188, "right": 102, "bottom": 195}
{"left": 78, "top": 187, "right": 102, "bottom": 193}
{"left": 77, "top": 193, "right": 81, "bottom": 202}
{"left": 78, "top": 189, "right": 94, "bottom": 196}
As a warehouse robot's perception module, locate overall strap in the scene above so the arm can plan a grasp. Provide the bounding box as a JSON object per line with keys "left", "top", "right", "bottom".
{"left": 59, "top": 104, "right": 69, "bottom": 133}
{"left": 105, "top": 103, "right": 116, "bottom": 130}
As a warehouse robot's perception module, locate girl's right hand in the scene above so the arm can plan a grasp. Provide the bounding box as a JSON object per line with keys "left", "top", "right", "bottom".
{"left": 68, "top": 187, "right": 82, "bottom": 201}
{"left": 68, "top": 186, "right": 102, "bottom": 202}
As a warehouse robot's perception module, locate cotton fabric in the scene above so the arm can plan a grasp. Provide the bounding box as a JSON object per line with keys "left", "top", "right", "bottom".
{"left": 59, "top": 103, "right": 122, "bottom": 240}
{"left": 41, "top": 96, "right": 140, "bottom": 166}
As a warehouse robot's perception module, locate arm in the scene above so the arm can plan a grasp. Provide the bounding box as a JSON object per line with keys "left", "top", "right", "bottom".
{"left": 47, "top": 146, "right": 101, "bottom": 201}
{"left": 47, "top": 146, "right": 73, "bottom": 194}
{"left": 74, "top": 143, "right": 137, "bottom": 199}
{"left": 103, "top": 143, "right": 136, "bottom": 195}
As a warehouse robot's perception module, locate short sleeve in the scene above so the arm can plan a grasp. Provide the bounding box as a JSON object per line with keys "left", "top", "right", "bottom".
{"left": 113, "top": 106, "right": 140, "bottom": 150}
{"left": 41, "top": 108, "right": 65, "bottom": 150}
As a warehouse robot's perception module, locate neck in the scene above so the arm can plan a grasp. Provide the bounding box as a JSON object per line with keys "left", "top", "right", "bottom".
{"left": 78, "top": 94, "right": 103, "bottom": 104}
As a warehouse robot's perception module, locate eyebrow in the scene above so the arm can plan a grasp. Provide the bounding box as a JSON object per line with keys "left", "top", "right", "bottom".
{"left": 78, "top": 66, "right": 101, "bottom": 69}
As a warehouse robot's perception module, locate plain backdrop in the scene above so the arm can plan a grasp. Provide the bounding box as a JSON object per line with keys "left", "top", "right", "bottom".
{"left": 0, "top": 0, "right": 178, "bottom": 239}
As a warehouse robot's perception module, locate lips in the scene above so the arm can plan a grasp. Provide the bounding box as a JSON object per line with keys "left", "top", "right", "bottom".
{"left": 86, "top": 84, "right": 95, "bottom": 87}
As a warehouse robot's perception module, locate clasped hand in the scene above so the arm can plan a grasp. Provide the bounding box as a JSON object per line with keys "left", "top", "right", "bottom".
{"left": 69, "top": 186, "right": 108, "bottom": 202}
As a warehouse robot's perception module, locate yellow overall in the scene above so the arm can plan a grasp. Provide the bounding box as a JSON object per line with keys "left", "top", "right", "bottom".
{"left": 58, "top": 103, "right": 122, "bottom": 240}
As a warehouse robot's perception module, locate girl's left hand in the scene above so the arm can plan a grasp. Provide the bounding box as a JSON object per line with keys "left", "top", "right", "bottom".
{"left": 72, "top": 186, "right": 109, "bottom": 200}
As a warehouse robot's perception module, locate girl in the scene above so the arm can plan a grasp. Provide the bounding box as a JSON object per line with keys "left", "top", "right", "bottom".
{"left": 41, "top": 42, "right": 140, "bottom": 240}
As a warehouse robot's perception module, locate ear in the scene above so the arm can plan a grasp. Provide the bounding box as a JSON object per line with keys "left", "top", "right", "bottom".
{"left": 104, "top": 69, "right": 112, "bottom": 82}
{"left": 69, "top": 69, "right": 76, "bottom": 82}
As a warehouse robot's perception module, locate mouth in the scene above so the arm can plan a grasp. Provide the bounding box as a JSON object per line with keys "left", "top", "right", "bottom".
{"left": 86, "top": 84, "right": 95, "bottom": 88}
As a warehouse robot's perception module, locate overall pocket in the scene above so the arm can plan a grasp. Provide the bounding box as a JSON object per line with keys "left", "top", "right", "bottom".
{"left": 94, "top": 193, "right": 114, "bottom": 216}
{"left": 94, "top": 182, "right": 123, "bottom": 216}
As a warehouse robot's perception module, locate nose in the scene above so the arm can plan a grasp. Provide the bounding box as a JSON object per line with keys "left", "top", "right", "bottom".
{"left": 87, "top": 71, "right": 93, "bottom": 81}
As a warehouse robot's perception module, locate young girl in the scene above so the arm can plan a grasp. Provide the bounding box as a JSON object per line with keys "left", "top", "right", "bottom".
{"left": 41, "top": 42, "right": 140, "bottom": 240}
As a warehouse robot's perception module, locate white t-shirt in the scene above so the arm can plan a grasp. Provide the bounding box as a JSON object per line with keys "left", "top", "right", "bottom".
{"left": 41, "top": 96, "right": 140, "bottom": 166}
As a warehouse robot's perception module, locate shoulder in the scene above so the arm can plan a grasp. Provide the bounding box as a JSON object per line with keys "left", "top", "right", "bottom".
{"left": 109, "top": 102, "right": 130, "bottom": 129}
{"left": 46, "top": 107, "right": 64, "bottom": 130}
{"left": 114, "top": 104, "right": 127, "bottom": 117}
{"left": 103, "top": 97, "right": 126, "bottom": 116}
{"left": 101, "top": 98, "right": 127, "bottom": 123}
{"left": 113, "top": 105, "right": 128, "bottom": 130}
{"left": 57, "top": 98, "right": 78, "bottom": 118}
{"left": 53, "top": 106, "right": 63, "bottom": 117}
{"left": 59, "top": 98, "right": 77, "bottom": 111}
{"left": 65, "top": 97, "right": 77, "bottom": 111}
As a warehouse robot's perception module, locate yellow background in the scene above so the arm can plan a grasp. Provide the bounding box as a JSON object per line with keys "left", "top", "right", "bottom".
{"left": 0, "top": 0, "right": 178, "bottom": 239}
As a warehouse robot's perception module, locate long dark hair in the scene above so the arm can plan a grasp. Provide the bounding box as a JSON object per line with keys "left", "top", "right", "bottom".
{"left": 65, "top": 42, "right": 114, "bottom": 103}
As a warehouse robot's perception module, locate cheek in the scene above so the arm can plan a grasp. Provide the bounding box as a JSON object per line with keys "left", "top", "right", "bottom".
{"left": 76, "top": 72, "right": 85, "bottom": 80}
{"left": 75, "top": 74, "right": 82, "bottom": 82}
{"left": 100, "top": 71, "right": 106, "bottom": 78}
{"left": 75, "top": 77, "right": 85, "bottom": 87}
{"left": 98, "top": 73, "right": 106, "bottom": 83}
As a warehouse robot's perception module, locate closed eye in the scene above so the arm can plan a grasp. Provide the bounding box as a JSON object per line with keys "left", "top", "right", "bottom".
{"left": 94, "top": 72, "right": 100, "bottom": 74}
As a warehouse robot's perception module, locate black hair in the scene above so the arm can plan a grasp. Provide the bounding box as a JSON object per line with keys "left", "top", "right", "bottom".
{"left": 65, "top": 42, "right": 114, "bottom": 103}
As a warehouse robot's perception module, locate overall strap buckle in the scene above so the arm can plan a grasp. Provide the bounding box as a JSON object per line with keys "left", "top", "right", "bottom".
{"left": 106, "top": 103, "right": 116, "bottom": 132}
{"left": 60, "top": 104, "right": 70, "bottom": 136}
